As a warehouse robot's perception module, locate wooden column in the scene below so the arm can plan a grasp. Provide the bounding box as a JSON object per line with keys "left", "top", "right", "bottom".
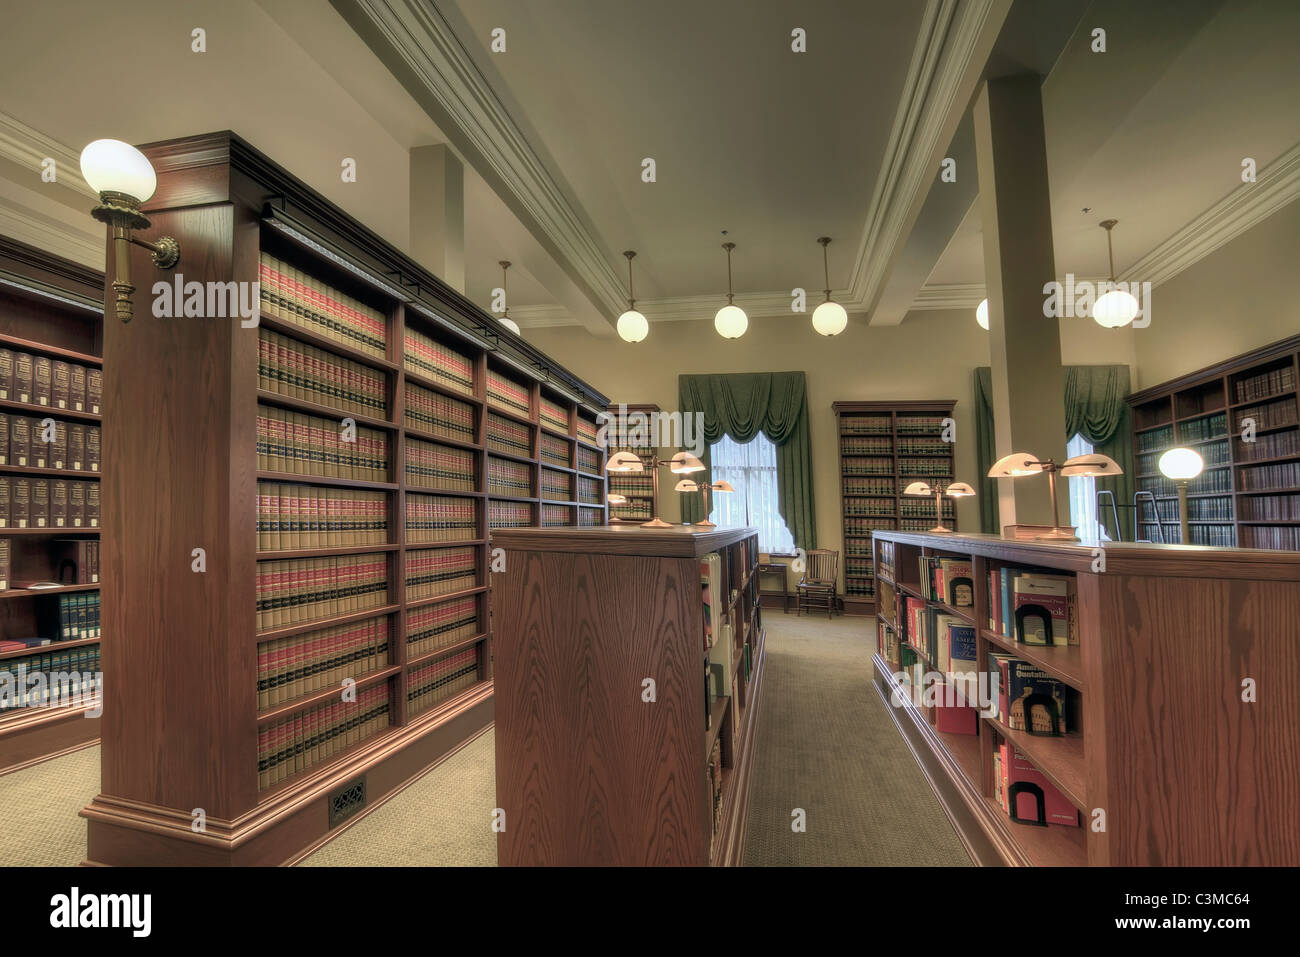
{"left": 974, "top": 74, "right": 1067, "bottom": 527}
{"left": 410, "top": 144, "right": 465, "bottom": 293}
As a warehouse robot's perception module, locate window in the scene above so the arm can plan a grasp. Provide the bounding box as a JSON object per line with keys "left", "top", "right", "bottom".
{"left": 1066, "top": 433, "right": 1111, "bottom": 544}
{"left": 707, "top": 433, "right": 796, "bottom": 553}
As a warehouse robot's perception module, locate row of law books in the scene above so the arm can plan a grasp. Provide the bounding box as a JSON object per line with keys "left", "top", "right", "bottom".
{"left": 255, "top": 554, "right": 390, "bottom": 632}
{"left": 485, "top": 412, "right": 531, "bottom": 457}
{"left": 901, "top": 500, "right": 954, "bottom": 519}
{"left": 0, "top": 348, "right": 101, "bottom": 414}
{"left": 541, "top": 504, "right": 572, "bottom": 526}
{"left": 257, "top": 329, "right": 387, "bottom": 419}
{"left": 1239, "top": 460, "right": 1300, "bottom": 490}
{"left": 1234, "top": 400, "right": 1297, "bottom": 432}
{"left": 256, "top": 481, "right": 388, "bottom": 551}
{"left": 578, "top": 507, "right": 604, "bottom": 526}
{"left": 897, "top": 415, "right": 947, "bottom": 434}
{"left": 578, "top": 476, "right": 604, "bottom": 505}
{"left": 403, "top": 325, "right": 474, "bottom": 396}
{"left": 258, "top": 252, "right": 387, "bottom": 360}
{"left": 1241, "top": 525, "right": 1300, "bottom": 550}
{"left": 900, "top": 458, "right": 951, "bottom": 478}
{"left": 406, "top": 546, "right": 477, "bottom": 602}
{"left": 845, "top": 497, "right": 895, "bottom": 517}
{"left": 577, "top": 416, "right": 599, "bottom": 446}
{"left": 0, "top": 643, "right": 101, "bottom": 712}
{"left": 407, "top": 596, "right": 479, "bottom": 659}
{"left": 540, "top": 396, "right": 569, "bottom": 433}
{"left": 1234, "top": 364, "right": 1295, "bottom": 403}
{"left": 403, "top": 381, "right": 476, "bottom": 445}
{"left": 843, "top": 456, "right": 894, "bottom": 476}
{"left": 845, "top": 516, "right": 894, "bottom": 536}
{"left": 257, "top": 683, "right": 390, "bottom": 790}
{"left": 406, "top": 439, "right": 476, "bottom": 492}
{"left": 1136, "top": 424, "right": 1174, "bottom": 453}
{"left": 987, "top": 567, "right": 1078, "bottom": 646}
{"left": 487, "top": 369, "right": 531, "bottom": 416}
{"left": 407, "top": 647, "right": 479, "bottom": 718}
{"left": 1177, "top": 412, "right": 1225, "bottom": 442}
{"left": 1235, "top": 428, "right": 1300, "bottom": 462}
{"left": 0, "top": 477, "right": 100, "bottom": 530}
{"left": 541, "top": 469, "right": 571, "bottom": 500}
{"left": 611, "top": 500, "right": 651, "bottom": 521}
{"left": 1239, "top": 493, "right": 1300, "bottom": 521}
{"left": 256, "top": 615, "right": 390, "bottom": 709}
{"left": 840, "top": 437, "right": 893, "bottom": 455}
{"left": 487, "top": 456, "right": 531, "bottom": 497}
{"left": 0, "top": 415, "right": 101, "bottom": 472}
{"left": 576, "top": 446, "right": 601, "bottom": 474}
{"left": 840, "top": 415, "right": 891, "bottom": 435}
{"left": 896, "top": 438, "right": 951, "bottom": 455}
{"left": 57, "top": 592, "right": 101, "bottom": 640}
{"left": 489, "top": 500, "right": 532, "bottom": 529}
{"left": 406, "top": 493, "right": 479, "bottom": 544}
{"left": 844, "top": 477, "right": 895, "bottom": 496}
{"left": 901, "top": 595, "right": 977, "bottom": 677}
{"left": 256, "top": 405, "right": 389, "bottom": 482}
{"left": 541, "top": 433, "right": 569, "bottom": 467}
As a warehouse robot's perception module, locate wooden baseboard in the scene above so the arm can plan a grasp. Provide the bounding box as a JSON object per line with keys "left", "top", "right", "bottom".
{"left": 81, "top": 684, "right": 493, "bottom": 866}
{"left": 0, "top": 705, "right": 101, "bottom": 776}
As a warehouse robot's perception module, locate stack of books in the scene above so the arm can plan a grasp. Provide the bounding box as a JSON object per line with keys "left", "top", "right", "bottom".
{"left": 255, "top": 405, "right": 389, "bottom": 481}
{"left": 403, "top": 381, "right": 475, "bottom": 443}
{"left": 254, "top": 554, "right": 390, "bottom": 631}
{"left": 405, "top": 439, "right": 476, "bottom": 492}
{"left": 258, "top": 252, "right": 387, "bottom": 361}
{"left": 256, "top": 481, "right": 388, "bottom": 550}
{"left": 0, "top": 348, "right": 100, "bottom": 414}
{"left": 257, "top": 329, "right": 388, "bottom": 418}
{"left": 405, "top": 546, "right": 477, "bottom": 601}
{"left": 256, "top": 615, "right": 390, "bottom": 708}
{"left": 406, "top": 595, "right": 479, "bottom": 658}
{"left": 405, "top": 493, "right": 479, "bottom": 544}
{"left": 257, "top": 682, "right": 390, "bottom": 789}
{"left": 406, "top": 647, "right": 479, "bottom": 718}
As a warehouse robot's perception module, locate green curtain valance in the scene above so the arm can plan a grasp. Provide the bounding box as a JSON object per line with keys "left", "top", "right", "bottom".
{"left": 677, "top": 372, "right": 816, "bottom": 549}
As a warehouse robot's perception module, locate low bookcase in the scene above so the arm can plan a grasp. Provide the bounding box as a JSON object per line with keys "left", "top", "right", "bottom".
{"left": 490, "top": 525, "right": 764, "bottom": 865}
{"left": 873, "top": 529, "right": 1300, "bottom": 866}
{"left": 79, "top": 132, "right": 608, "bottom": 866}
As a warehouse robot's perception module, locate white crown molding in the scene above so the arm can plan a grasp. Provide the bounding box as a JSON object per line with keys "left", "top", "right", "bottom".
{"left": 0, "top": 112, "right": 94, "bottom": 198}
{"left": 1119, "top": 140, "right": 1300, "bottom": 288}
{"left": 338, "top": 0, "right": 628, "bottom": 322}
{"left": 909, "top": 282, "right": 985, "bottom": 310}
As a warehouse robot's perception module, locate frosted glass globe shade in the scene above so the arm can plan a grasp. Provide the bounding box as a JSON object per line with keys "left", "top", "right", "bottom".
{"left": 1159, "top": 447, "right": 1204, "bottom": 482}
{"left": 811, "top": 300, "right": 847, "bottom": 336}
{"left": 617, "top": 308, "right": 648, "bottom": 342}
{"left": 1093, "top": 288, "right": 1139, "bottom": 328}
{"left": 714, "top": 303, "right": 748, "bottom": 339}
{"left": 79, "top": 139, "right": 157, "bottom": 201}
{"left": 976, "top": 298, "right": 989, "bottom": 330}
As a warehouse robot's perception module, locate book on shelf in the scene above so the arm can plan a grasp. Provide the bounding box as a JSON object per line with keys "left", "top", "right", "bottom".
{"left": 256, "top": 481, "right": 389, "bottom": 551}
{"left": 0, "top": 348, "right": 10, "bottom": 399}
{"left": 994, "top": 740, "right": 1080, "bottom": 827}
{"left": 255, "top": 554, "right": 389, "bottom": 631}
{"left": 1011, "top": 574, "right": 1077, "bottom": 646}
{"left": 258, "top": 252, "right": 388, "bottom": 360}
{"left": 258, "top": 328, "right": 389, "bottom": 418}
{"left": 87, "top": 369, "right": 101, "bottom": 415}
{"left": 918, "top": 555, "right": 974, "bottom": 607}
{"left": 255, "top": 405, "right": 389, "bottom": 481}
{"left": 487, "top": 368, "right": 531, "bottom": 416}
{"left": 52, "top": 539, "right": 99, "bottom": 584}
{"left": 406, "top": 439, "right": 476, "bottom": 492}
{"left": 0, "top": 642, "right": 101, "bottom": 712}
{"left": 407, "top": 646, "right": 479, "bottom": 718}
{"left": 258, "top": 681, "right": 391, "bottom": 790}
{"left": 405, "top": 546, "right": 477, "bottom": 601}
{"left": 0, "top": 536, "right": 8, "bottom": 590}
{"left": 257, "top": 614, "right": 390, "bottom": 709}
{"left": 987, "top": 652, "right": 1070, "bottom": 735}
{"left": 701, "top": 552, "right": 722, "bottom": 653}
{"left": 14, "top": 351, "right": 32, "bottom": 403}
{"left": 406, "top": 595, "right": 479, "bottom": 658}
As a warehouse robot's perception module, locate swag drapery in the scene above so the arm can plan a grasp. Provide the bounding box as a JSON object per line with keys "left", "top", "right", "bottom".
{"left": 974, "top": 365, "right": 1136, "bottom": 540}
{"left": 677, "top": 372, "right": 816, "bottom": 549}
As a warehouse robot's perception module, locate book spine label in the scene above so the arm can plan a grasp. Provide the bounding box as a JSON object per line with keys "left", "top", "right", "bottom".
{"left": 33, "top": 356, "right": 52, "bottom": 407}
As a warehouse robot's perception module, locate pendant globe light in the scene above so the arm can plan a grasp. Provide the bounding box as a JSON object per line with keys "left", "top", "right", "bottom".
{"left": 497, "top": 260, "right": 521, "bottom": 336}
{"left": 616, "top": 250, "right": 649, "bottom": 343}
{"left": 976, "top": 298, "right": 989, "bottom": 330}
{"left": 1092, "top": 219, "right": 1140, "bottom": 328}
{"left": 811, "top": 236, "right": 848, "bottom": 336}
{"left": 714, "top": 241, "right": 748, "bottom": 339}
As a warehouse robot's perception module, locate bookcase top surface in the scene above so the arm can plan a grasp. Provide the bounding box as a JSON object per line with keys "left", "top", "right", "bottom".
{"left": 490, "top": 523, "right": 757, "bottom": 558}
{"left": 873, "top": 529, "right": 1300, "bottom": 580}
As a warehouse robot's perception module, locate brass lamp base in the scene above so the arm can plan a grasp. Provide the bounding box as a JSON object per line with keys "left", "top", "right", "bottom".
{"left": 928, "top": 525, "right": 953, "bottom": 534}
{"left": 641, "top": 517, "right": 672, "bottom": 528}
{"left": 693, "top": 519, "right": 717, "bottom": 527}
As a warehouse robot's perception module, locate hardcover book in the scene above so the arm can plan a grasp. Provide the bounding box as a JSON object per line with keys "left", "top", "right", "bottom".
{"left": 1012, "top": 574, "right": 1076, "bottom": 646}
{"left": 998, "top": 741, "right": 1080, "bottom": 827}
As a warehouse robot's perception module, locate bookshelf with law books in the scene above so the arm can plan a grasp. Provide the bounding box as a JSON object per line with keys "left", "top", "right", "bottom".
{"left": 80, "top": 131, "right": 609, "bottom": 866}
{"left": 833, "top": 400, "right": 957, "bottom": 615}
{"left": 491, "top": 524, "right": 763, "bottom": 865}
{"left": 604, "top": 403, "right": 660, "bottom": 524}
{"left": 871, "top": 529, "right": 1300, "bottom": 866}
{"left": 0, "top": 236, "right": 106, "bottom": 774}
{"left": 1128, "top": 334, "right": 1300, "bottom": 549}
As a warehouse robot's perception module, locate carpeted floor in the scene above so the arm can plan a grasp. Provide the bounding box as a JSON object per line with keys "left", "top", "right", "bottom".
{"left": 0, "top": 611, "right": 968, "bottom": 867}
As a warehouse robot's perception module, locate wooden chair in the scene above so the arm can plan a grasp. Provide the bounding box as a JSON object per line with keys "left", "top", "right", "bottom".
{"left": 796, "top": 549, "right": 839, "bottom": 619}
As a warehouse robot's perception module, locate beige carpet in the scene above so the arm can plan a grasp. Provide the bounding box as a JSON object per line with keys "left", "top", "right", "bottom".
{"left": 742, "top": 610, "right": 971, "bottom": 866}
{"left": 0, "top": 613, "right": 969, "bottom": 866}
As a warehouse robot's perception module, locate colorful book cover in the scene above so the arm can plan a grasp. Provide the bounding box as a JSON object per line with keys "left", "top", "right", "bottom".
{"left": 1012, "top": 574, "right": 1075, "bottom": 646}
{"left": 999, "top": 741, "right": 1080, "bottom": 827}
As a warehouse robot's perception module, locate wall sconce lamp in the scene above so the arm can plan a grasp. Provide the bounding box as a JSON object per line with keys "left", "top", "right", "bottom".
{"left": 988, "top": 452, "right": 1123, "bottom": 541}
{"left": 903, "top": 480, "right": 975, "bottom": 533}
{"left": 674, "top": 478, "right": 735, "bottom": 528}
{"left": 79, "top": 139, "right": 181, "bottom": 322}
{"left": 1158, "top": 447, "right": 1204, "bottom": 545}
{"left": 606, "top": 450, "right": 704, "bottom": 528}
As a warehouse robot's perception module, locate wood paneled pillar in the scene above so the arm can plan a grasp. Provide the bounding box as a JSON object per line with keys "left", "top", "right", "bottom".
{"left": 974, "top": 74, "right": 1067, "bottom": 527}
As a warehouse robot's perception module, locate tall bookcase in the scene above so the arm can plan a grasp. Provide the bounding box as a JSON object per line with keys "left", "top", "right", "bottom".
{"left": 872, "top": 529, "right": 1300, "bottom": 866}
{"left": 491, "top": 525, "right": 763, "bottom": 865}
{"left": 0, "top": 236, "right": 106, "bottom": 774}
{"left": 832, "top": 401, "right": 957, "bottom": 614}
{"left": 1128, "top": 334, "right": 1299, "bottom": 548}
{"left": 80, "top": 132, "right": 608, "bottom": 866}
{"left": 604, "top": 403, "right": 659, "bottom": 524}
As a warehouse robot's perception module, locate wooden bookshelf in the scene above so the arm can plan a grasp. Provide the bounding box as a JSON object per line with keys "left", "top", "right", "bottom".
{"left": 832, "top": 400, "right": 957, "bottom": 615}
{"left": 0, "top": 236, "right": 105, "bottom": 774}
{"left": 872, "top": 529, "right": 1300, "bottom": 866}
{"left": 1128, "top": 334, "right": 1300, "bottom": 548}
{"left": 490, "top": 524, "right": 763, "bottom": 865}
{"left": 604, "top": 403, "right": 659, "bottom": 524}
{"left": 79, "top": 131, "right": 609, "bottom": 866}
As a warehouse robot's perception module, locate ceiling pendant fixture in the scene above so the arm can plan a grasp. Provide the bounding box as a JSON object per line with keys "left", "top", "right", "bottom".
{"left": 713, "top": 241, "right": 748, "bottom": 339}
{"left": 811, "top": 237, "right": 848, "bottom": 336}
{"left": 1092, "top": 219, "right": 1140, "bottom": 328}
{"left": 976, "top": 297, "right": 989, "bottom": 330}
{"left": 497, "top": 260, "right": 521, "bottom": 336}
{"left": 616, "top": 250, "right": 649, "bottom": 343}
